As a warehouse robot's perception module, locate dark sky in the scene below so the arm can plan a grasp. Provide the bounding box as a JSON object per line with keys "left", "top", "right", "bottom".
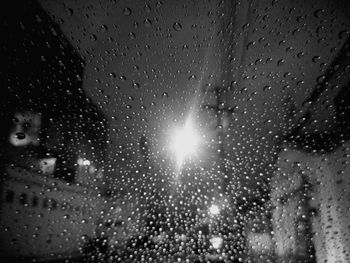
{"left": 39, "top": 0, "right": 350, "bottom": 197}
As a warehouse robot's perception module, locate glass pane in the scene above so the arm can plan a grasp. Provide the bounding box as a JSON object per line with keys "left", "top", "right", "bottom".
{"left": 1, "top": 0, "right": 350, "bottom": 262}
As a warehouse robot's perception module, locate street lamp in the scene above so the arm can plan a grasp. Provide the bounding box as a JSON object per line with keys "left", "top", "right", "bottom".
{"left": 210, "top": 236, "right": 223, "bottom": 249}
{"left": 170, "top": 119, "right": 200, "bottom": 169}
{"left": 209, "top": 204, "right": 220, "bottom": 216}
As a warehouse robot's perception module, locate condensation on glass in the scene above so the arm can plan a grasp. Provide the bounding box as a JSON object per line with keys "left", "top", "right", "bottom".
{"left": 1, "top": 0, "right": 350, "bottom": 262}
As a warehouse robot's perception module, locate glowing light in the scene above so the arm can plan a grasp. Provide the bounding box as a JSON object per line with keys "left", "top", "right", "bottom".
{"left": 209, "top": 204, "right": 220, "bottom": 216}
{"left": 39, "top": 158, "right": 56, "bottom": 174}
{"left": 77, "top": 158, "right": 91, "bottom": 166}
{"left": 170, "top": 121, "right": 200, "bottom": 166}
{"left": 83, "top": 160, "right": 91, "bottom": 166}
{"left": 210, "top": 236, "right": 223, "bottom": 249}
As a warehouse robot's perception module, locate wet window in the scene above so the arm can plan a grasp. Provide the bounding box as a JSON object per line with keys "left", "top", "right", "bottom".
{"left": 5, "top": 190, "right": 15, "bottom": 203}
{"left": 43, "top": 198, "right": 49, "bottom": 209}
{"left": 1, "top": 0, "right": 350, "bottom": 262}
{"left": 32, "top": 196, "right": 39, "bottom": 207}
{"left": 19, "top": 193, "right": 27, "bottom": 206}
{"left": 50, "top": 198, "right": 58, "bottom": 210}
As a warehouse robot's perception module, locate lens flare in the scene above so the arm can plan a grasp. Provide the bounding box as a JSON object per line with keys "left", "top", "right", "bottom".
{"left": 170, "top": 121, "right": 200, "bottom": 167}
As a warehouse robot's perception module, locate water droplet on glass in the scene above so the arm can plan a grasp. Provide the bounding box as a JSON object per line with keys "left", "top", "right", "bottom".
{"left": 143, "top": 18, "right": 152, "bottom": 28}
{"left": 312, "top": 56, "right": 321, "bottom": 63}
{"left": 156, "top": 1, "right": 163, "bottom": 8}
{"left": 297, "top": 52, "right": 304, "bottom": 58}
{"left": 263, "top": 85, "right": 271, "bottom": 91}
{"left": 100, "top": 24, "right": 108, "bottom": 32}
{"left": 313, "top": 9, "right": 325, "bottom": 18}
{"left": 66, "top": 8, "right": 73, "bottom": 16}
{"left": 128, "top": 32, "right": 136, "bottom": 40}
{"left": 277, "top": 59, "right": 285, "bottom": 66}
{"left": 188, "top": 74, "right": 197, "bottom": 80}
{"left": 173, "top": 22, "right": 182, "bottom": 31}
{"left": 133, "top": 82, "right": 140, "bottom": 89}
{"left": 317, "top": 75, "right": 325, "bottom": 84}
{"left": 338, "top": 30, "right": 350, "bottom": 40}
{"left": 266, "top": 57, "right": 273, "bottom": 63}
{"left": 246, "top": 41, "right": 255, "bottom": 50}
{"left": 16, "top": 132, "right": 26, "bottom": 140}
{"left": 109, "top": 72, "right": 116, "bottom": 79}
{"left": 144, "top": 4, "right": 151, "bottom": 13}
{"left": 90, "top": 34, "right": 97, "bottom": 41}
{"left": 123, "top": 7, "right": 132, "bottom": 16}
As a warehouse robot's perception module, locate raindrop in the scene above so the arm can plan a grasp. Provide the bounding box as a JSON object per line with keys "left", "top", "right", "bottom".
{"left": 108, "top": 72, "right": 116, "bottom": 79}
{"left": 297, "top": 52, "right": 304, "bottom": 58}
{"left": 278, "top": 40, "right": 286, "bottom": 46}
{"left": 188, "top": 74, "right": 197, "bottom": 80}
{"left": 100, "top": 24, "right": 108, "bottom": 32}
{"left": 156, "top": 1, "right": 163, "bottom": 8}
{"left": 123, "top": 7, "right": 132, "bottom": 16}
{"left": 277, "top": 59, "right": 285, "bottom": 66}
{"left": 16, "top": 132, "right": 26, "bottom": 140}
{"left": 173, "top": 22, "right": 182, "bottom": 31}
{"left": 246, "top": 41, "right": 255, "bottom": 50}
{"left": 263, "top": 85, "right": 271, "bottom": 91}
{"left": 90, "top": 34, "right": 97, "bottom": 41}
{"left": 254, "top": 58, "right": 262, "bottom": 65}
{"left": 266, "top": 57, "right": 273, "bottom": 63}
{"left": 162, "top": 92, "right": 168, "bottom": 98}
{"left": 296, "top": 16, "right": 303, "bottom": 23}
{"left": 128, "top": 32, "right": 136, "bottom": 40}
{"left": 262, "top": 14, "right": 269, "bottom": 21}
{"left": 143, "top": 18, "right": 152, "bottom": 28}
{"left": 312, "top": 56, "right": 321, "bottom": 63}
{"left": 66, "top": 8, "right": 73, "bottom": 16}
{"left": 313, "top": 9, "right": 325, "bottom": 18}
{"left": 144, "top": 4, "right": 151, "bottom": 13}
{"left": 317, "top": 75, "right": 325, "bottom": 84}
{"left": 338, "top": 30, "right": 350, "bottom": 40}
{"left": 132, "top": 82, "right": 140, "bottom": 89}
{"left": 283, "top": 72, "right": 291, "bottom": 78}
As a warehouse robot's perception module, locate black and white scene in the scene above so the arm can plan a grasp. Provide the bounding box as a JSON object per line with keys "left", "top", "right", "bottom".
{"left": 1, "top": 0, "right": 350, "bottom": 262}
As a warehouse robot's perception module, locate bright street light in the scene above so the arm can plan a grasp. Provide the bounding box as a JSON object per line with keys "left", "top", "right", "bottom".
{"left": 209, "top": 204, "right": 220, "bottom": 216}
{"left": 170, "top": 120, "right": 200, "bottom": 167}
{"left": 210, "top": 236, "right": 223, "bottom": 249}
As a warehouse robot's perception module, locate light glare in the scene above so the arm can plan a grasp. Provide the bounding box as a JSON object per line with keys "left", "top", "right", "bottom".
{"left": 209, "top": 204, "right": 220, "bottom": 215}
{"left": 210, "top": 236, "right": 223, "bottom": 249}
{"left": 170, "top": 122, "right": 200, "bottom": 166}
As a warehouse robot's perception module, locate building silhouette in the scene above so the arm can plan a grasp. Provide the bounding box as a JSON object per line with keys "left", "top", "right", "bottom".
{"left": 0, "top": 0, "right": 110, "bottom": 260}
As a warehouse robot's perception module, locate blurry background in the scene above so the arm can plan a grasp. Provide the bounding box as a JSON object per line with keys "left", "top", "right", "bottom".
{"left": 1, "top": 0, "right": 350, "bottom": 262}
